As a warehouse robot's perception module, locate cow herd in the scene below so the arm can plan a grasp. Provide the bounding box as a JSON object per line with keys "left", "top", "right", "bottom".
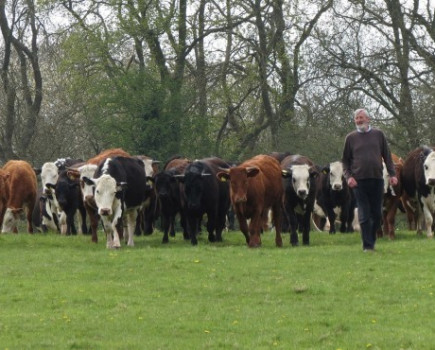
{"left": 1, "top": 146, "right": 435, "bottom": 249}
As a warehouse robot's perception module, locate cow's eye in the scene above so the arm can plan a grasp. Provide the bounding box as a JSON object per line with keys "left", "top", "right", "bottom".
{"left": 425, "top": 165, "right": 428, "bottom": 170}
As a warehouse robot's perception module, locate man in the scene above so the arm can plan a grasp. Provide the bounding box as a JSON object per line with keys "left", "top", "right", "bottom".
{"left": 342, "top": 108, "right": 398, "bottom": 252}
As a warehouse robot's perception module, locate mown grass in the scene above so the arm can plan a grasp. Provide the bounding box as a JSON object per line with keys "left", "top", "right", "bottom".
{"left": 1, "top": 227, "right": 435, "bottom": 349}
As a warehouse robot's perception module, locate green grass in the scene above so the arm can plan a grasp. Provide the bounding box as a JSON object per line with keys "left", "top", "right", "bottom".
{"left": 1, "top": 227, "right": 435, "bottom": 349}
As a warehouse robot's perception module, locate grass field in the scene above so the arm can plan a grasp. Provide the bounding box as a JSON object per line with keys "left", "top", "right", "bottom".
{"left": 1, "top": 227, "right": 435, "bottom": 349}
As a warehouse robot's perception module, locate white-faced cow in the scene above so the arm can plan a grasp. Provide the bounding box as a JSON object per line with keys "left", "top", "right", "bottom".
{"left": 401, "top": 146, "right": 435, "bottom": 237}
{"left": 83, "top": 156, "right": 149, "bottom": 248}
{"left": 281, "top": 155, "right": 318, "bottom": 246}
{"left": 313, "top": 161, "right": 355, "bottom": 234}
{"left": 67, "top": 148, "right": 131, "bottom": 243}
{"left": 176, "top": 157, "right": 231, "bottom": 245}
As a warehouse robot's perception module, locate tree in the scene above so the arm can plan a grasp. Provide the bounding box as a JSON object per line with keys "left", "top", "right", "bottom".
{"left": 0, "top": 0, "right": 42, "bottom": 162}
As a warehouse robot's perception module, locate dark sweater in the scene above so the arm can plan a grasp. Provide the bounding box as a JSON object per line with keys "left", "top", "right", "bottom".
{"left": 342, "top": 127, "right": 396, "bottom": 180}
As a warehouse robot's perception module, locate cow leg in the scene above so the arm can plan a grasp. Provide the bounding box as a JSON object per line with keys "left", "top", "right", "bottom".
{"left": 235, "top": 211, "right": 250, "bottom": 244}
{"left": 161, "top": 213, "right": 170, "bottom": 244}
{"left": 78, "top": 205, "right": 88, "bottom": 234}
{"left": 125, "top": 210, "right": 136, "bottom": 246}
{"left": 422, "top": 202, "right": 434, "bottom": 238}
{"left": 270, "top": 205, "right": 282, "bottom": 247}
{"left": 26, "top": 205, "right": 34, "bottom": 234}
{"left": 248, "top": 215, "right": 262, "bottom": 248}
{"left": 206, "top": 213, "right": 217, "bottom": 242}
{"left": 302, "top": 212, "right": 311, "bottom": 245}
{"left": 287, "top": 210, "right": 299, "bottom": 246}
{"left": 169, "top": 215, "right": 176, "bottom": 237}
{"left": 326, "top": 207, "right": 337, "bottom": 234}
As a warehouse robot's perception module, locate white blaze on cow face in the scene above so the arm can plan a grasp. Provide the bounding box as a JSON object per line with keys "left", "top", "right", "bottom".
{"left": 329, "top": 161, "right": 344, "bottom": 191}
{"left": 142, "top": 158, "right": 154, "bottom": 177}
{"left": 1, "top": 208, "right": 21, "bottom": 233}
{"left": 93, "top": 174, "right": 120, "bottom": 217}
{"left": 423, "top": 151, "right": 435, "bottom": 187}
{"left": 41, "top": 162, "right": 59, "bottom": 193}
{"left": 78, "top": 164, "right": 98, "bottom": 202}
{"left": 291, "top": 164, "right": 311, "bottom": 199}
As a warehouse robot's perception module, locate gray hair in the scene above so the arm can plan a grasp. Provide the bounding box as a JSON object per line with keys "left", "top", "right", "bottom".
{"left": 354, "top": 108, "right": 370, "bottom": 119}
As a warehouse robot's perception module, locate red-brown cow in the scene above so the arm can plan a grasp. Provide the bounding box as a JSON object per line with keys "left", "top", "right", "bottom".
{"left": 377, "top": 153, "right": 403, "bottom": 239}
{"left": 1, "top": 160, "right": 37, "bottom": 233}
{"left": 67, "top": 148, "right": 131, "bottom": 243}
{"left": 216, "top": 155, "right": 283, "bottom": 247}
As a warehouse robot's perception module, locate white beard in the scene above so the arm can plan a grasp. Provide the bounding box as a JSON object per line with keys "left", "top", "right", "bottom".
{"left": 356, "top": 123, "right": 369, "bottom": 132}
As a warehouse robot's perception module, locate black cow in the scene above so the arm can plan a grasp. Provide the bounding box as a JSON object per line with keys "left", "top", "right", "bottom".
{"left": 281, "top": 155, "right": 318, "bottom": 246}
{"left": 83, "top": 156, "right": 149, "bottom": 248}
{"left": 176, "top": 157, "right": 231, "bottom": 245}
{"left": 52, "top": 170, "right": 88, "bottom": 235}
{"left": 152, "top": 156, "right": 191, "bottom": 244}
{"left": 313, "top": 161, "right": 355, "bottom": 234}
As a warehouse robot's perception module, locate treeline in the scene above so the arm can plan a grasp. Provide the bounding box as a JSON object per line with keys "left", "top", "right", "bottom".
{"left": 0, "top": 0, "right": 434, "bottom": 166}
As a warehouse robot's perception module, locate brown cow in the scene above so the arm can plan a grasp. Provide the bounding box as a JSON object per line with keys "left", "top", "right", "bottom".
{"left": 1, "top": 160, "right": 37, "bottom": 233}
{"left": 377, "top": 153, "right": 403, "bottom": 239}
{"left": 67, "top": 148, "right": 131, "bottom": 243}
{"left": 216, "top": 154, "right": 283, "bottom": 247}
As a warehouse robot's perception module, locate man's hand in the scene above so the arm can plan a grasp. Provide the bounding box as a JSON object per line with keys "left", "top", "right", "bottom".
{"left": 347, "top": 177, "right": 357, "bottom": 188}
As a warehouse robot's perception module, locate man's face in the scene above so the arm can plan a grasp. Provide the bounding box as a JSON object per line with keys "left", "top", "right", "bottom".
{"left": 354, "top": 111, "right": 370, "bottom": 132}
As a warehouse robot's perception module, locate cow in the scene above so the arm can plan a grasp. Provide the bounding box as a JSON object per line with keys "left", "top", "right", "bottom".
{"left": 82, "top": 156, "right": 149, "bottom": 248}
{"left": 134, "top": 155, "right": 160, "bottom": 236}
{"left": 313, "top": 161, "right": 355, "bottom": 234}
{"left": 377, "top": 154, "right": 403, "bottom": 239}
{"left": 281, "top": 154, "right": 318, "bottom": 246}
{"left": 176, "top": 157, "right": 231, "bottom": 246}
{"left": 38, "top": 158, "right": 84, "bottom": 233}
{"left": 1, "top": 160, "right": 37, "bottom": 233}
{"left": 152, "top": 156, "right": 191, "bottom": 243}
{"left": 401, "top": 146, "right": 435, "bottom": 237}
{"left": 54, "top": 169, "right": 88, "bottom": 235}
{"left": 216, "top": 154, "right": 283, "bottom": 248}
{"left": 67, "top": 148, "right": 131, "bottom": 243}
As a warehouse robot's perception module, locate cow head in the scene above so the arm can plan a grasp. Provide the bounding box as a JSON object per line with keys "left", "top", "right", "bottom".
{"left": 41, "top": 162, "right": 59, "bottom": 195}
{"left": 77, "top": 164, "right": 98, "bottom": 204}
{"left": 217, "top": 166, "right": 259, "bottom": 204}
{"left": 282, "top": 164, "right": 317, "bottom": 199}
{"left": 328, "top": 161, "right": 344, "bottom": 191}
{"left": 1, "top": 207, "right": 23, "bottom": 233}
{"left": 177, "top": 164, "right": 211, "bottom": 211}
{"left": 83, "top": 174, "right": 127, "bottom": 217}
{"left": 423, "top": 149, "right": 435, "bottom": 187}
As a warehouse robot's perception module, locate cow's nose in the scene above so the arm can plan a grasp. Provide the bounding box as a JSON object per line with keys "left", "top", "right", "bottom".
{"left": 333, "top": 184, "right": 342, "bottom": 191}
{"left": 100, "top": 208, "right": 111, "bottom": 216}
{"left": 297, "top": 190, "right": 307, "bottom": 198}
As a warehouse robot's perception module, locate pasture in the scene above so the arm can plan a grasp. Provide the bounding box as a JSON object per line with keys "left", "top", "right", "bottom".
{"left": 1, "top": 228, "right": 435, "bottom": 349}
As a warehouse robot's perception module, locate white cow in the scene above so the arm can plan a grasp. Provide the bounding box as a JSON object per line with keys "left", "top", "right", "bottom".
{"left": 40, "top": 162, "right": 63, "bottom": 232}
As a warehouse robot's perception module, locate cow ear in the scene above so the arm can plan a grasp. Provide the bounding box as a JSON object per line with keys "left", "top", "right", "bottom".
{"left": 33, "top": 167, "right": 42, "bottom": 175}
{"left": 309, "top": 166, "right": 319, "bottom": 178}
{"left": 322, "top": 166, "right": 329, "bottom": 175}
{"left": 216, "top": 171, "right": 230, "bottom": 182}
{"left": 82, "top": 176, "right": 96, "bottom": 186}
{"left": 246, "top": 167, "right": 260, "bottom": 177}
{"left": 67, "top": 170, "right": 80, "bottom": 181}
{"left": 282, "top": 169, "right": 292, "bottom": 178}
{"left": 421, "top": 146, "right": 433, "bottom": 159}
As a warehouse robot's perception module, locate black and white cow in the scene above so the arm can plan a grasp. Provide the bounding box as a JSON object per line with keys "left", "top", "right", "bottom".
{"left": 83, "top": 156, "right": 149, "bottom": 248}
{"left": 313, "top": 161, "right": 355, "bottom": 234}
{"left": 281, "top": 155, "right": 318, "bottom": 246}
{"left": 176, "top": 157, "right": 231, "bottom": 245}
{"left": 401, "top": 146, "right": 435, "bottom": 237}
{"left": 39, "top": 158, "right": 84, "bottom": 233}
